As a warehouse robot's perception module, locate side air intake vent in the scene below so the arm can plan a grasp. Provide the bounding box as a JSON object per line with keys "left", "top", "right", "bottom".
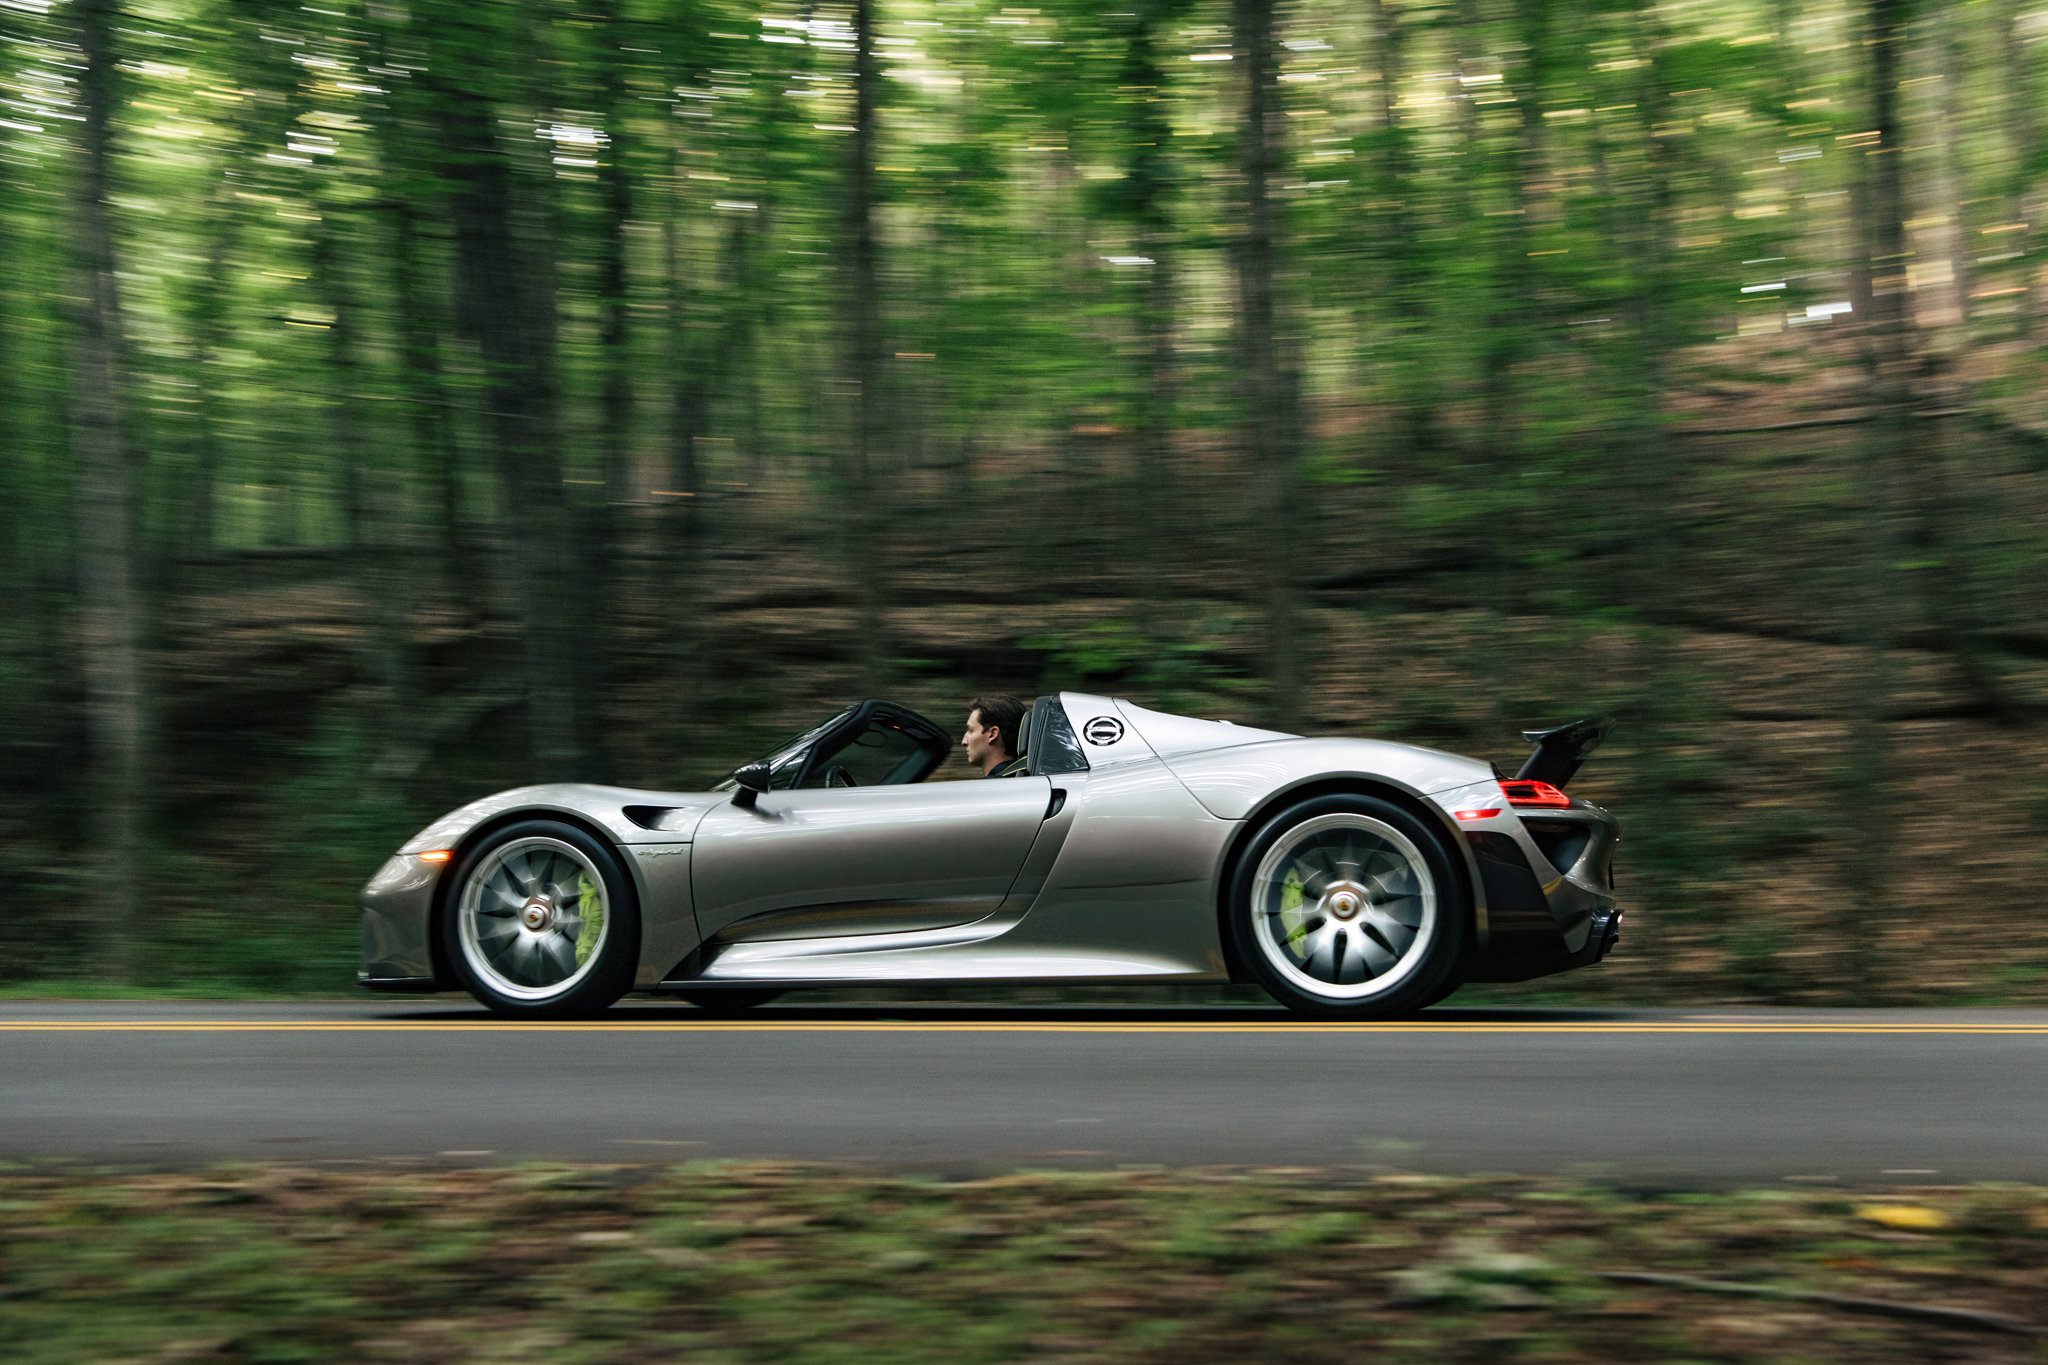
{"left": 623, "top": 805, "right": 692, "bottom": 833}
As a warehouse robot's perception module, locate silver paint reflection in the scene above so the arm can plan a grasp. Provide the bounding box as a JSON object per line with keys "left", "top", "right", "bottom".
{"left": 689, "top": 779, "right": 1052, "bottom": 939}
{"left": 360, "top": 696, "right": 1621, "bottom": 1004}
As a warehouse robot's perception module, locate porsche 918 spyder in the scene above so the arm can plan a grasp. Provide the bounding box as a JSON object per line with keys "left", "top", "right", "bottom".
{"left": 358, "top": 694, "right": 1622, "bottom": 1017}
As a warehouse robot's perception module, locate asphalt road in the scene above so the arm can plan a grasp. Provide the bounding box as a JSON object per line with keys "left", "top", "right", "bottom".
{"left": 5, "top": 1001, "right": 2045, "bottom": 1182}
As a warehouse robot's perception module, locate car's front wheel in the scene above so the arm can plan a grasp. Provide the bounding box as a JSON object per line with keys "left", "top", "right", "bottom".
{"left": 441, "top": 819, "right": 639, "bottom": 1018}
{"left": 1227, "top": 794, "right": 1464, "bottom": 1018}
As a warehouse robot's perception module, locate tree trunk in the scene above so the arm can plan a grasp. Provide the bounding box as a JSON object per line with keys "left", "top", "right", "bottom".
{"left": 312, "top": 221, "right": 418, "bottom": 778}
{"left": 741, "top": 206, "right": 771, "bottom": 492}
{"left": 1917, "top": 7, "right": 2018, "bottom": 719}
{"left": 594, "top": 0, "right": 635, "bottom": 520}
{"left": 662, "top": 132, "right": 710, "bottom": 771}
{"left": 1456, "top": 0, "right": 1525, "bottom": 592}
{"left": 713, "top": 196, "right": 760, "bottom": 479}
{"left": 187, "top": 185, "right": 236, "bottom": 557}
{"left": 664, "top": 141, "right": 704, "bottom": 565}
{"left": 1932, "top": 4, "right": 1972, "bottom": 332}
{"left": 0, "top": 115, "right": 20, "bottom": 771}
{"left": 1232, "top": 0, "right": 1303, "bottom": 729}
{"left": 1473, "top": 0, "right": 1554, "bottom": 604}
{"left": 1605, "top": 10, "right": 1715, "bottom": 977}
{"left": 67, "top": 0, "right": 146, "bottom": 980}
{"left": 1621, "top": 23, "right": 1680, "bottom": 640}
{"left": 843, "top": 0, "right": 889, "bottom": 691}
{"left": 0, "top": 137, "right": 15, "bottom": 633}
{"left": 1772, "top": 0, "right": 1819, "bottom": 324}
{"left": 1845, "top": 0, "right": 1911, "bottom": 999}
{"left": 2002, "top": 0, "right": 2037, "bottom": 336}
{"left": 730, "top": 202, "right": 765, "bottom": 490}
{"left": 390, "top": 193, "right": 481, "bottom": 618}
{"left": 1049, "top": 151, "right": 1109, "bottom": 577}
{"left": 365, "top": 18, "right": 482, "bottom": 623}
{"left": 582, "top": 0, "right": 636, "bottom": 783}
{"left": 440, "top": 86, "right": 588, "bottom": 772}
{"left": 1363, "top": 0, "right": 1435, "bottom": 464}
{"left": 181, "top": 0, "right": 292, "bottom": 557}
{"left": 1120, "top": 7, "right": 1178, "bottom": 625}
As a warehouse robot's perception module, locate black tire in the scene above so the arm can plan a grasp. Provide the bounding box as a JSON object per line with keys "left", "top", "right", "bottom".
{"left": 673, "top": 989, "right": 785, "bottom": 1016}
{"left": 1225, "top": 794, "right": 1467, "bottom": 1019}
{"left": 439, "top": 818, "right": 640, "bottom": 1019}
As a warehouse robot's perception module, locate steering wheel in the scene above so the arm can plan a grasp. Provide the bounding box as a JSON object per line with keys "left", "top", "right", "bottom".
{"left": 824, "top": 763, "right": 859, "bottom": 789}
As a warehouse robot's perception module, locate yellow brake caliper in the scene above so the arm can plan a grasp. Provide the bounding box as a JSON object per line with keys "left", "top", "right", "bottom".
{"left": 574, "top": 872, "right": 603, "bottom": 966}
{"left": 1280, "top": 868, "right": 1308, "bottom": 955}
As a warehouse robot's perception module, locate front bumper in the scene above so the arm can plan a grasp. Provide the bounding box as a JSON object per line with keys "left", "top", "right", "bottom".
{"left": 358, "top": 853, "right": 447, "bottom": 990}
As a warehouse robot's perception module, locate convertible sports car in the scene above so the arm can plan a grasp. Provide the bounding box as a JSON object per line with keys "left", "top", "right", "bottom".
{"left": 359, "top": 694, "right": 1622, "bottom": 1018}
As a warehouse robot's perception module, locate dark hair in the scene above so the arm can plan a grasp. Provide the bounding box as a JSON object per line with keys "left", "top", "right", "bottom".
{"left": 969, "top": 692, "right": 1027, "bottom": 758}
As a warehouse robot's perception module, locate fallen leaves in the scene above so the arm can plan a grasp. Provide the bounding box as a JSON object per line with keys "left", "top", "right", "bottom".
{"left": 1857, "top": 1203, "right": 1953, "bottom": 1232}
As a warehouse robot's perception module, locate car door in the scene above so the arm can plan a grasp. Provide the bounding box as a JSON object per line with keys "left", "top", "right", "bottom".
{"left": 690, "top": 776, "right": 1055, "bottom": 943}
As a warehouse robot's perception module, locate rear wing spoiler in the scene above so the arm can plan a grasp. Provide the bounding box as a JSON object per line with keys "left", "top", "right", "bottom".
{"left": 1515, "top": 716, "right": 1615, "bottom": 788}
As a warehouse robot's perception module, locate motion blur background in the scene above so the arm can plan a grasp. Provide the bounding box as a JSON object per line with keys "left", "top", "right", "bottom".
{"left": 1, "top": 0, "right": 2043, "bottom": 1000}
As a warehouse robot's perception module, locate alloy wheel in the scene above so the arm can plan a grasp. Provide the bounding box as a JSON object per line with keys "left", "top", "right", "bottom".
{"left": 456, "top": 836, "right": 612, "bottom": 1002}
{"left": 1248, "top": 812, "right": 1438, "bottom": 1001}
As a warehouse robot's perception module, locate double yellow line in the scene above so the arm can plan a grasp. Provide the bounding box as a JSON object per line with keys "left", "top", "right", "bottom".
{"left": 2, "top": 1020, "right": 2045, "bottom": 1036}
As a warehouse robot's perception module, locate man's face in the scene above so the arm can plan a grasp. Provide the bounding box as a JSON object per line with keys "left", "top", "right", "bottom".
{"left": 962, "top": 709, "right": 998, "bottom": 768}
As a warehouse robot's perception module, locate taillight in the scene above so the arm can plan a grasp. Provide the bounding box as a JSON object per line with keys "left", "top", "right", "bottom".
{"left": 1499, "top": 779, "right": 1570, "bottom": 809}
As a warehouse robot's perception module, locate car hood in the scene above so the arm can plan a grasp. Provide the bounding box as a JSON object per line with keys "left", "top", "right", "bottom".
{"left": 397, "top": 784, "right": 727, "bottom": 854}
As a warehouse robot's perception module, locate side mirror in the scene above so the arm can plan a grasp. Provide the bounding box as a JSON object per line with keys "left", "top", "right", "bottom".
{"left": 731, "top": 762, "right": 772, "bottom": 809}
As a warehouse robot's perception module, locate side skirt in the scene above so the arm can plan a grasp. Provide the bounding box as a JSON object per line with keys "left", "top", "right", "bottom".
{"left": 661, "top": 898, "right": 1225, "bottom": 987}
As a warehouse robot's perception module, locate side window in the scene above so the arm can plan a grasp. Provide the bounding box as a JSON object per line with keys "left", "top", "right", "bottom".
{"left": 814, "top": 721, "right": 928, "bottom": 787}
{"left": 1030, "top": 701, "right": 1090, "bottom": 775}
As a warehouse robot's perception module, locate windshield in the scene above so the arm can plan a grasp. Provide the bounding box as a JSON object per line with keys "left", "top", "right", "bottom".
{"left": 714, "top": 706, "right": 857, "bottom": 791}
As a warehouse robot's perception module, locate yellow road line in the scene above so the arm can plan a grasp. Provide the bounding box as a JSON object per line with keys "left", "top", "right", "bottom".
{"left": 0, "top": 1021, "right": 2045, "bottom": 1036}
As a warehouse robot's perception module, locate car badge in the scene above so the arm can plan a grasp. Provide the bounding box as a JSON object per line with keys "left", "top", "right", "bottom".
{"left": 1082, "top": 717, "right": 1125, "bottom": 746}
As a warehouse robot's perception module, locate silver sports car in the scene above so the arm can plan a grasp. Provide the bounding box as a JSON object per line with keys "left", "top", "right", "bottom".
{"left": 359, "top": 693, "right": 1622, "bottom": 1017}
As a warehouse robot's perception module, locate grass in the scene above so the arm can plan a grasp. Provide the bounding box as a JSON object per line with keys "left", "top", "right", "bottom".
{"left": 0, "top": 981, "right": 371, "bottom": 1002}
{"left": 3, "top": 1164, "right": 2045, "bottom": 1363}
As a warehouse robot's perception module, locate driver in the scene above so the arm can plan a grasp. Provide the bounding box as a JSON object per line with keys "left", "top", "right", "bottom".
{"left": 962, "top": 693, "right": 1028, "bottom": 778}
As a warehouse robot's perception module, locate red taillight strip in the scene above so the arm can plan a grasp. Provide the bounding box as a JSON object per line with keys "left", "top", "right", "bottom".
{"left": 1499, "top": 779, "right": 1570, "bottom": 808}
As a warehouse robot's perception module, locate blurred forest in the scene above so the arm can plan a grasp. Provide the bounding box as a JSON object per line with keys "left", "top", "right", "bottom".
{"left": 3, "top": 0, "right": 2047, "bottom": 1000}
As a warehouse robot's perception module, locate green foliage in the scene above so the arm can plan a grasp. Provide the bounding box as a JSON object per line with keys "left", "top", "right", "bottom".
{"left": 1303, "top": 450, "right": 1372, "bottom": 487}
{"left": 4, "top": 1166, "right": 2044, "bottom": 1362}
{"left": 1719, "top": 916, "right": 1801, "bottom": 1000}
{"left": 3, "top": 0, "right": 2046, "bottom": 1004}
{"left": 1026, "top": 620, "right": 1154, "bottom": 684}
{"left": 1395, "top": 481, "right": 1508, "bottom": 533}
{"left": 1023, "top": 618, "right": 1245, "bottom": 714}
{"left": 121, "top": 710, "right": 420, "bottom": 995}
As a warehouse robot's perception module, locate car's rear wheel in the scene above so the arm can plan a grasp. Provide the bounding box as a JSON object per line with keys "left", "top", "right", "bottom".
{"left": 441, "top": 819, "right": 639, "bottom": 1018}
{"left": 1227, "top": 794, "right": 1465, "bottom": 1019}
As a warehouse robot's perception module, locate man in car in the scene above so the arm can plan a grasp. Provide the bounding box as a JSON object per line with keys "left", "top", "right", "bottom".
{"left": 962, "top": 693, "right": 1029, "bottom": 778}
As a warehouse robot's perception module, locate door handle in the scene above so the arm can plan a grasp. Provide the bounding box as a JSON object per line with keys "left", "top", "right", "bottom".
{"left": 1045, "top": 788, "right": 1066, "bottom": 820}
